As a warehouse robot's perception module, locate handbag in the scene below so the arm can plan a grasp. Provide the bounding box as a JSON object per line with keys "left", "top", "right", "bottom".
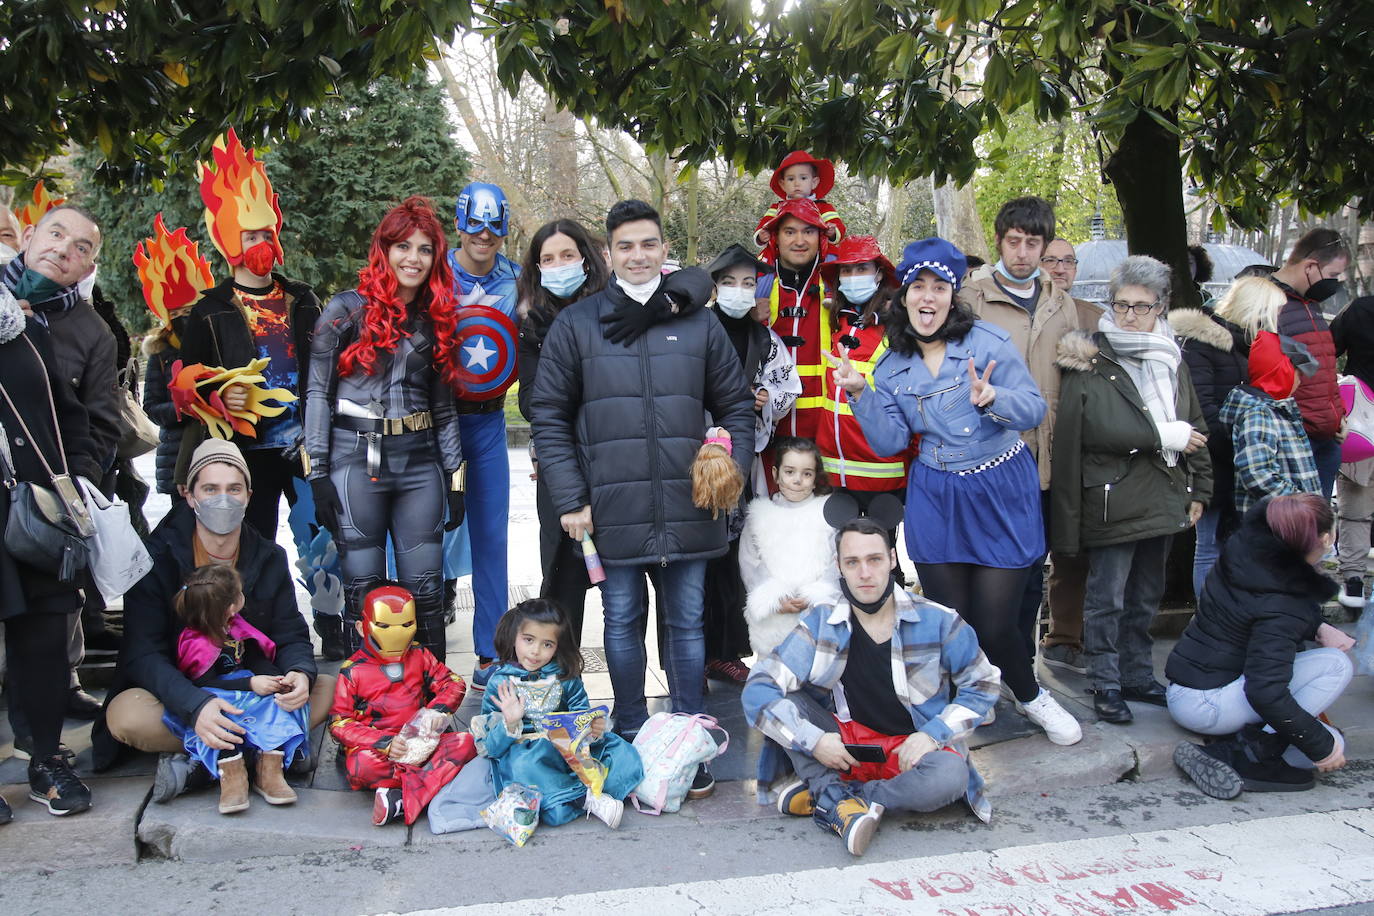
{"left": 115, "top": 357, "right": 159, "bottom": 460}
{"left": 79, "top": 476, "right": 152, "bottom": 601}
{"left": 0, "top": 337, "right": 96, "bottom": 582}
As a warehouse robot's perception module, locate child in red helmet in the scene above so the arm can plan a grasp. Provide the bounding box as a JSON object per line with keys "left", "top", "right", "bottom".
{"left": 329, "top": 583, "right": 477, "bottom": 826}
{"left": 753, "top": 150, "right": 847, "bottom": 263}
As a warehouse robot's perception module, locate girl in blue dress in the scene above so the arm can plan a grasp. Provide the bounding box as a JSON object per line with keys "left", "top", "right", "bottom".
{"left": 474, "top": 599, "right": 644, "bottom": 828}
{"left": 165, "top": 564, "right": 309, "bottom": 813}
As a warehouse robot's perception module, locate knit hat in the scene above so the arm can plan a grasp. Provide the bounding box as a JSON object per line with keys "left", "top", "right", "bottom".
{"left": 187, "top": 439, "right": 252, "bottom": 489}
{"left": 1249, "top": 331, "right": 1297, "bottom": 399}
{"left": 896, "top": 237, "right": 968, "bottom": 291}
{"left": 770, "top": 151, "right": 836, "bottom": 199}
{"left": 706, "top": 243, "right": 768, "bottom": 281}
{"left": 820, "top": 235, "right": 896, "bottom": 289}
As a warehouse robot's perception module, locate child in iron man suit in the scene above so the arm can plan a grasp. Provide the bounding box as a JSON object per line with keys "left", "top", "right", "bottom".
{"left": 329, "top": 584, "right": 476, "bottom": 826}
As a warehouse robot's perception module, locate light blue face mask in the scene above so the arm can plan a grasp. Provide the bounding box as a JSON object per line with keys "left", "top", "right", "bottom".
{"left": 994, "top": 258, "right": 1040, "bottom": 284}
{"left": 838, "top": 275, "right": 880, "bottom": 305}
{"left": 540, "top": 259, "right": 587, "bottom": 298}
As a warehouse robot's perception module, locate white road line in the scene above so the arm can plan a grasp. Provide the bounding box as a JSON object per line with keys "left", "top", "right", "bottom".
{"left": 383, "top": 807, "right": 1374, "bottom": 916}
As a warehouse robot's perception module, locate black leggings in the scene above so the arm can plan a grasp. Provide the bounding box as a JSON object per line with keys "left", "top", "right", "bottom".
{"left": 4, "top": 612, "right": 69, "bottom": 759}
{"left": 914, "top": 562, "right": 1038, "bottom": 703}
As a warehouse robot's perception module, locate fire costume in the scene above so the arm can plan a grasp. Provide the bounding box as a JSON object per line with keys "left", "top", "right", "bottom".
{"left": 815, "top": 237, "right": 915, "bottom": 492}
{"left": 180, "top": 129, "right": 323, "bottom": 541}
{"left": 329, "top": 586, "right": 475, "bottom": 825}
{"left": 757, "top": 198, "right": 834, "bottom": 442}
{"left": 753, "top": 151, "right": 847, "bottom": 265}
{"left": 444, "top": 182, "right": 521, "bottom": 662}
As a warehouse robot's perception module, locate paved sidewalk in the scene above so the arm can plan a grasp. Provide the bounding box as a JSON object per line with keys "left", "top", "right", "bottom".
{"left": 2, "top": 448, "right": 1370, "bottom": 870}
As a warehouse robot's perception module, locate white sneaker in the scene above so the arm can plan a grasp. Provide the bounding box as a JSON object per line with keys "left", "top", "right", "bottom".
{"left": 1016, "top": 689, "right": 1083, "bottom": 746}
{"left": 583, "top": 791, "right": 623, "bottom": 829}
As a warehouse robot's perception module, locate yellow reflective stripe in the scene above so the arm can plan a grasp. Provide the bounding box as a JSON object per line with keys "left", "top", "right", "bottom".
{"left": 821, "top": 456, "right": 906, "bottom": 478}
{"left": 797, "top": 364, "right": 827, "bottom": 376}
{"left": 794, "top": 395, "right": 830, "bottom": 410}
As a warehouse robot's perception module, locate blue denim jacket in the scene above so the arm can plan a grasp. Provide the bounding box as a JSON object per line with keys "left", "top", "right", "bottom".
{"left": 851, "top": 320, "right": 1046, "bottom": 472}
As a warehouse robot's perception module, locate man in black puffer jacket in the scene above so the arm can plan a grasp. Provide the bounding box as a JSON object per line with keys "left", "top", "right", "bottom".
{"left": 531, "top": 201, "right": 754, "bottom": 778}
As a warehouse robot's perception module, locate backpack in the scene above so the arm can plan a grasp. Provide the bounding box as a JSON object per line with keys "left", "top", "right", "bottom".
{"left": 630, "top": 712, "right": 729, "bottom": 815}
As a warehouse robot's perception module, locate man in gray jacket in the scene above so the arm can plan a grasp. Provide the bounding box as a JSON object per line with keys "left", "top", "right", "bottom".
{"left": 531, "top": 200, "right": 754, "bottom": 797}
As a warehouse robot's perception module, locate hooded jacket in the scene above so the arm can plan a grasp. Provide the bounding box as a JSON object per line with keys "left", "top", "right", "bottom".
{"left": 1165, "top": 499, "right": 1339, "bottom": 762}
{"left": 1272, "top": 279, "right": 1341, "bottom": 439}
{"left": 1050, "top": 331, "right": 1213, "bottom": 554}
{"left": 1219, "top": 385, "right": 1320, "bottom": 515}
{"left": 529, "top": 278, "right": 755, "bottom": 565}
{"left": 1171, "top": 306, "right": 1249, "bottom": 519}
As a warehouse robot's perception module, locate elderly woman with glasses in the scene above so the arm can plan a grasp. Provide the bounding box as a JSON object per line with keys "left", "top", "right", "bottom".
{"left": 1050, "top": 255, "right": 1213, "bottom": 724}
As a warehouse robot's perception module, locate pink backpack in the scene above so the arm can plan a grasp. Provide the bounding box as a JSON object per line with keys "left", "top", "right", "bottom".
{"left": 630, "top": 713, "right": 729, "bottom": 815}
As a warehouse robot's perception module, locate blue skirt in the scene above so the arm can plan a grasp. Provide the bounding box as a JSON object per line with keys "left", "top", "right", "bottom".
{"left": 163, "top": 673, "right": 310, "bottom": 774}
{"left": 904, "top": 443, "right": 1044, "bottom": 568}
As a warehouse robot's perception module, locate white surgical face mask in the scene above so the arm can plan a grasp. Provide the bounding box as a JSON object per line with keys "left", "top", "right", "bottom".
{"left": 838, "top": 275, "right": 879, "bottom": 305}
{"left": 715, "top": 286, "right": 755, "bottom": 318}
{"left": 77, "top": 265, "right": 98, "bottom": 301}
{"left": 539, "top": 259, "right": 587, "bottom": 298}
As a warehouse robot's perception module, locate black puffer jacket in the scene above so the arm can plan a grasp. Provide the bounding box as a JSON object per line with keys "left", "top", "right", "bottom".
{"left": 141, "top": 325, "right": 191, "bottom": 495}
{"left": 529, "top": 280, "right": 755, "bottom": 565}
{"left": 1165, "top": 498, "right": 1339, "bottom": 762}
{"left": 92, "top": 503, "right": 317, "bottom": 769}
{"left": 1172, "top": 307, "right": 1249, "bottom": 526}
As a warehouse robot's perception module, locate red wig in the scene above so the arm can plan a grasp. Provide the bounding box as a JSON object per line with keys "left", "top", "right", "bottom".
{"left": 338, "top": 196, "right": 466, "bottom": 391}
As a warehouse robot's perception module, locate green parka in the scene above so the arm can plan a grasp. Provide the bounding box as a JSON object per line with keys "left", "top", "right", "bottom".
{"left": 1050, "top": 331, "right": 1213, "bottom": 555}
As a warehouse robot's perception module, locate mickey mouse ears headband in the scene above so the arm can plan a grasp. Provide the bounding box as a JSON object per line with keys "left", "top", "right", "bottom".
{"left": 822, "top": 492, "right": 905, "bottom": 533}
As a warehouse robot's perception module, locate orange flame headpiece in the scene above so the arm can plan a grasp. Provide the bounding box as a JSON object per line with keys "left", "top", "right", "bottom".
{"left": 196, "top": 128, "right": 284, "bottom": 268}
{"left": 16, "top": 184, "right": 66, "bottom": 232}
{"left": 133, "top": 214, "right": 215, "bottom": 328}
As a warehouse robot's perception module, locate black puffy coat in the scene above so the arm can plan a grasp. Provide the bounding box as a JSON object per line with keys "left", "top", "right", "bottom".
{"left": 1165, "top": 498, "right": 1339, "bottom": 762}
{"left": 529, "top": 280, "right": 755, "bottom": 565}
{"left": 1331, "top": 295, "right": 1374, "bottom": 388}
{"left": 142, "top": 328, "right": 190, "bottom": 495}
{"left": 1172, "top": 307, "right": 1249, "bottom": 527}
{"left": 92, "top": 503, "right": 317, "bottom": 769}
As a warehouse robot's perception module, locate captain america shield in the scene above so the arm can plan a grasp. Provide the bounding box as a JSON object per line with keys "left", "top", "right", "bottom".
{"left": 453, "top": 305, "right": 518, "bottom": 399}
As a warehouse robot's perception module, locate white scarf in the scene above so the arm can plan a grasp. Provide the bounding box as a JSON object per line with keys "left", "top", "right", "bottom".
{"left": 0, "top": 285, "right": 25, "bottom": 345}
{"left": 1098, "top": 313, "right": 1185, "bottom": 465}
{"left": 614, "top": 273, "right": 662, "bottom": 305}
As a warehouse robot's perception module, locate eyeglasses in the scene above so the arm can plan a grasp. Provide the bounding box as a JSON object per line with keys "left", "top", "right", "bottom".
{"left": 1040, "top": 257, "right": 1078, "bottom": 267}
{"left": 1111, "top": 300, "right": 1160, "bottom": 315}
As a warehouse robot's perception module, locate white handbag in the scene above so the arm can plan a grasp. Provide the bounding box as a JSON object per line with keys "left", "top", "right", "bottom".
{"left": 79, "top": 477, "right": 153, "bottom": 601}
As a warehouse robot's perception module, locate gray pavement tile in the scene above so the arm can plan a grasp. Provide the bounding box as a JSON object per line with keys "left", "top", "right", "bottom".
{"left": 0, "top": 776, "right": 147, "bottom": 873}
{"left": 973, "top": 724, "right": 1137, "bottom": 797}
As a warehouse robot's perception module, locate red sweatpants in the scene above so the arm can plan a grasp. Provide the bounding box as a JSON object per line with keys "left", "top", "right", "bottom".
{"left": 343, "top": 732, "right": 477, "bottom": 824}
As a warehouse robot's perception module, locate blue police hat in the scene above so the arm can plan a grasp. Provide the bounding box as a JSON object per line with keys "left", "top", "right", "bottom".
{"left": 454, "top": 182, "right": 510, "bottom": 237}
{"left": 896, "top": 237, "right": 968, "bottom": 291}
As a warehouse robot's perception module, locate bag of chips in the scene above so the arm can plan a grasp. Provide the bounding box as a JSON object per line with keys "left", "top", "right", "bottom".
{"left": 481, "top": 783, "right": 542, "bottom": 847}
{"left": 537, "top": 706, "right": 610, "bottom": 796}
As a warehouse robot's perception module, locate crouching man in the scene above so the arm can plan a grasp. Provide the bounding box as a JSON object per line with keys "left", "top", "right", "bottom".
{"left": 742, "top": 518, "right": 1002, "bottom": 856}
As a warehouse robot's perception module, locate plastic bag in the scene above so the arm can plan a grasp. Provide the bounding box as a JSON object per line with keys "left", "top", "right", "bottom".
{"left": 537, "top": 706, "right": 610, "bottom": 796}
{"left": 80, "top": 477, "right": 153, "bottom": 602}
{"left": 1354, "top": 599, "right": 1374, "bottom": 676}
{"left": 481, "top": 783, "right": 541, "bottom": 847}
{"left": 392, "top": 708, "right": 449, "bottom": 766}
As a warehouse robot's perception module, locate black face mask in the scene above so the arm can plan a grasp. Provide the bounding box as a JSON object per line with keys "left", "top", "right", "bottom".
{"left": 1306, "top": 277, "right": 1343, "bottom": 303}
{"left": 840, "top": 575, "right": 896, "bottom": 616}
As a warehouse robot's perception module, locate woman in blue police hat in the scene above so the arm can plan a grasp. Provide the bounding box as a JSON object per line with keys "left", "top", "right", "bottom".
{"left": 832, "top": 236, "right": 1082, "bottom": 747}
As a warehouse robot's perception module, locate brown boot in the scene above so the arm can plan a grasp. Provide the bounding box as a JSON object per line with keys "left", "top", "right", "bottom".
{"left": 253, "top": 750, "right": 298, "bottom": 805}
{"left": 218, "top": 754, "right": 250, "bottom": 814}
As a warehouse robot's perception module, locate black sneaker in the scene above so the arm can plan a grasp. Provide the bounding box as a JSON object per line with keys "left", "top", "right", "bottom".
{"left": 1340, "top": 577, "right": 1365, "bottom": 610}
{"left": 372, "top": 787, "right": 404, "bottom": 826}
{"left": 28, "top": 755, "right": 92, "bottom": 816}
{"left": 687, "top": 763, "right": 715, "bottom": 800}
{"left": 0, "top": 793, "right": 11, "bottom": 825}
{"left": 11, "top": 735, "right": 75, "bottom": 763}
{"left": 1173, "top": 741, "right": 1244, "bottom": 799}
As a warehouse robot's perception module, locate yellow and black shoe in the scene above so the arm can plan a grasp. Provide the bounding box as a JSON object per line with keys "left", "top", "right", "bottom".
{"left": 776, "top": 779, "right": 813, "bottom": 817}
{"left": 814, "top": 794, "right": 883, "bottom": 856}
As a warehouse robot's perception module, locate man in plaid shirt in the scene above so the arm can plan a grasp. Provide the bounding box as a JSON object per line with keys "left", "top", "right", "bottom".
{"left": 742, "top": 518, "right": 1002, "bottom": 857}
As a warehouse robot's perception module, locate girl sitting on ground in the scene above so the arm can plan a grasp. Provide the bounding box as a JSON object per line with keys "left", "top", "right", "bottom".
{"left": 474, "top": 599, "right": 644, "bottom": 828}
{"left": 166, "top": 564, "right": 307, "bottom": 814}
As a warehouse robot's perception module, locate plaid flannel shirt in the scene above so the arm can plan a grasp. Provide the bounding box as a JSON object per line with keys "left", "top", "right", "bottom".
{"left": 1220, "top": 386, "right": 1321, "bottom": 514}
{"left": 741, "top": 588, "right": 1002, "bottom": 822}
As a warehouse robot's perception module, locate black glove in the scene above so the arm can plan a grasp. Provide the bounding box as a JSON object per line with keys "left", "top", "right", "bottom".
{"left": 309, "top": 477, "right": 343, "bottom": 538}
{"left": 660, "top": 267, "right": 713, "bottom": 315}
{"left": 444, "top": 488, "right": 466, "bottom": 531}
{"left": 600, "top": 267, "right": 716, "bottom": 346}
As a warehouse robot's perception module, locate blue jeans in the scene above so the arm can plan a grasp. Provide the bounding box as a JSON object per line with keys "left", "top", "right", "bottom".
{"left": 1310, "top": 434, "right": 1342, "bottom": 502}
{"left": 600, "top": 559, "right": 707, "bottom": 734}
{"left": 1191, "top": 506, "right": 1222, "bottom": 599}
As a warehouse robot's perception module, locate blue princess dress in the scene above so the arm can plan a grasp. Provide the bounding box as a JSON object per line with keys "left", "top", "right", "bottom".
{"left": 473, "top": 661, "right": 644, "bottom": 825}
{"left": 164, "top": 617, "right": 309, "bottom": 773}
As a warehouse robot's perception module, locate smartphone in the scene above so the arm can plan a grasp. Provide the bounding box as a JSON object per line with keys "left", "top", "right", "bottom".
{"left": 844, "top": 743, "right": 888, "bottom": 764}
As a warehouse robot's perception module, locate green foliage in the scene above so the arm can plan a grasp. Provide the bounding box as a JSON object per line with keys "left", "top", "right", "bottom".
{"left": 74, "top": 76, "right": 469, "bottom": 333}
{"left": 973, "top": 110, "right": 1123, "bottom": 246}
{"left": 1, "top": 0, "right": 474, "bottom": 180}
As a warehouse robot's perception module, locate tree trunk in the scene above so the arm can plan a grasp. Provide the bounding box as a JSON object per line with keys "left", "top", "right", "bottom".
{"left": 543, "top": 98, "right": 578, "bottom": 218}
{"left": 1104, "top": 109, "right": 1198, "bottom": 311}
{"left": 685, "top": 167, "right": 699, "bottom": 265}
{"left": 930, "top": 177, "right": 990, "bottom": 261}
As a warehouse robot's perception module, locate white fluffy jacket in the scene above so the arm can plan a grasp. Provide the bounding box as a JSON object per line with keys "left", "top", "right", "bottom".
{"left": 738, "top": 493, "right": 841, "bottom": 657}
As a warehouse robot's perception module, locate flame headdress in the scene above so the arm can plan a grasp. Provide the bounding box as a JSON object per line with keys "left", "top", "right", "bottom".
{"left": 133, "top": 213, "right": 215, "bottom": 331}
{"left": 196, "top": 128, "right": 284, "bottom": 269}
{"left": 16, "top": 183, "right": 66, "bottom": 231}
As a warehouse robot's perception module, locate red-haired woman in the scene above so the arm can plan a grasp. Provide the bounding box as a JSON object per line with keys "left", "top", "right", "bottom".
{"left": 305, "top": 197, "right": 466, "bottom": 659}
